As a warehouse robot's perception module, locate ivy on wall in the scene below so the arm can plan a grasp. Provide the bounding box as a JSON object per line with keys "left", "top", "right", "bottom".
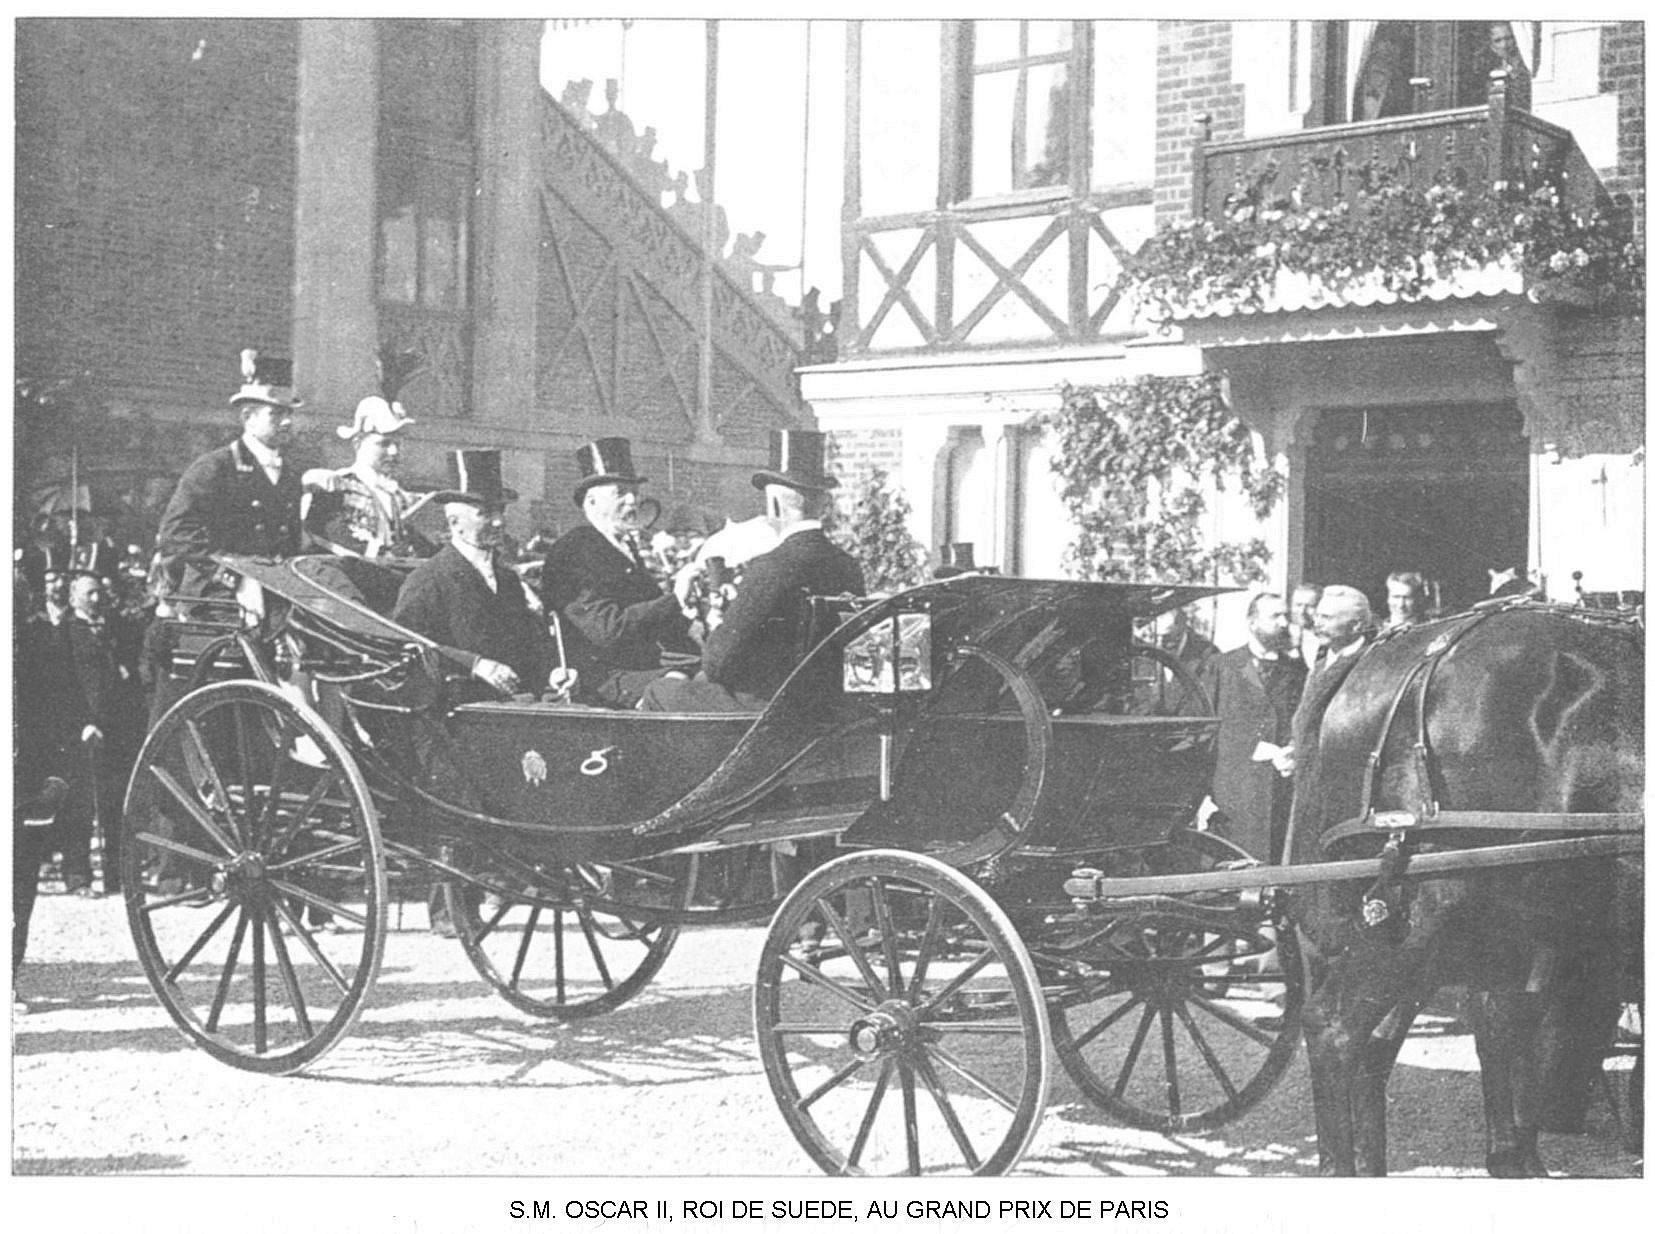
{"left": 1128, "top": 158, "right": 1645, "bottom": 322}
{"left": 1042, "top": 376, "right": 1285, "bottom": 585}
{"left": 832, "top": 466, "right": 931, "bottom": 593}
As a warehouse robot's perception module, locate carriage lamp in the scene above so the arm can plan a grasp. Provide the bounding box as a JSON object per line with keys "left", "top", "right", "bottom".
{"left": 841, "top": 602, "right": 936, "bottom": 801}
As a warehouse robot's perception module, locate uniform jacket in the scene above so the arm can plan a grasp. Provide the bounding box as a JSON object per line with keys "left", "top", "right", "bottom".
{"left": 1199, "top": 645, "right": 1307, "bottom": 861}
{"left": 392, "top": 544, "right": 553, "bottom": 702}
{"left": 541, "top": 524, "right": 697, "bottom": 683}
{"left": 156, "top": 438, "right": 304, "bottom": 592}
{"left": 703, "top": 528, "right": 865, "bottom": 701}
{"left": 304, "top": 468, "right": 433, "bottom": 559}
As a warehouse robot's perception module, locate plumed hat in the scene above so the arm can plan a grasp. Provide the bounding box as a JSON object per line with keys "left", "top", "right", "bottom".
{"left": 230, "top": 349, "right": 304, "bottom": 410}
{"left": 573, "top": 437, "right": 648, "bottom": 506}
{"left": 337, "top": 346, "right": 423, "bottom": 439}
{"left": 752, "top": 429, "right": 838, "bottom": 492}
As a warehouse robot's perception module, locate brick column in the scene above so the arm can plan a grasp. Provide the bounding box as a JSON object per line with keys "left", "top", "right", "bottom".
{"left": 472, "top": 20, "right": 544, "bottom": 430}
{"left": 292, "top": 19, "right": 379, "bottom": 427}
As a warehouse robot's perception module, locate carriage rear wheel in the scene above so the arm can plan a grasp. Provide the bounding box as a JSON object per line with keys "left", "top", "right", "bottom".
{"left": 121, "top": 681, "right": 386, "bottom": 1074}
{"left": 755, "top": 851, "right": 1049, "bottom": 1175}
{"left": 1049, "top": 830, "right": 1303, "bottom": 1132}
{"left": 445, "top": 858, "right": 684, "bottom": 1020}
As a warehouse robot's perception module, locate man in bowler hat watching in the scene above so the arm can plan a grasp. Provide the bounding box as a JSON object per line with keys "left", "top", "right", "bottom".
{"left": 541, "top": 437, "right": 702, "bottom": 708}
{"left": 642, "top": 430, "right": 864, "bottom": 712}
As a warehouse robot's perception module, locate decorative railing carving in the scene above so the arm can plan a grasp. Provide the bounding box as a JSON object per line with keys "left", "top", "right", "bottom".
{"left": 537, "top": 96, "right": 805, "bottom": 420}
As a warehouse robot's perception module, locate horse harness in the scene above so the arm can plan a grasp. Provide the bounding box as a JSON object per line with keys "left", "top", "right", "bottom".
{"left": 1314, "top": 599, "right": 1643, "bottom": 931}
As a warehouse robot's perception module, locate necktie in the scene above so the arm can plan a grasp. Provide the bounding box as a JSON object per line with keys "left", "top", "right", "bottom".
{"left": 623, "top": 534, "right": 648, "bottom": 572}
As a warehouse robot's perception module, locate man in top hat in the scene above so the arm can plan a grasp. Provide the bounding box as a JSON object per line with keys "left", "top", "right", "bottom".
{"left": 541, "top": 437, "right": 702, "bottom": 709}
{"left": 303, "top": 347, "right": 436, "bottom": 559}
{"left": 642, "top": 430, "right": 865, "bottom": 713}
{"left": 933, "top": 542, "right": 985, "bottom": 580}
{"left": 393, "top": 450, "right": 571, "bottom": 704}
{"left": 155, "top": 349, "right": 308, "bottom": 598}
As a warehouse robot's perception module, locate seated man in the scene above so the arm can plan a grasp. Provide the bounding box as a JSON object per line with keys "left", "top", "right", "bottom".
{"left": 642, "top": 430, "right": 865, "bottom": 713}
{"left": 392, "top": 449, "right": 573, "bottom": 704}
{"left": 541, "top": 437, "right": 701, "bottom": 707}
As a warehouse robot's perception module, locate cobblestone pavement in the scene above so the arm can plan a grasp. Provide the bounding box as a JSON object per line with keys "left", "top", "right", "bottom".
{"left": 10, "top": 891, "right": 1641, "bottom": 1179}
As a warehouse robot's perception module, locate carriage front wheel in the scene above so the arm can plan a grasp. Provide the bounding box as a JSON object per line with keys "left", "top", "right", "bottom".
{"left": 121, "top": 680, "right": 387, "bottom": 1074}
{"left": 755, "top": 851, "right": 1049, "bottom": 1175}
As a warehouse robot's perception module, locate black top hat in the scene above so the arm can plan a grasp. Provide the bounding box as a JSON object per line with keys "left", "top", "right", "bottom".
{"left": 69, "top": 539, "right": 119, "bottom": 582}
{"left": 752, "top": 429, "right": 838, "bottom": 493}
{"left": 230, "top": 349, "right": 304, "bottom": 410}
{"left": 431, "top": 449, "right": 518, "bottom": 506}
{"left": 573, "top": 437, "right": 648, "bottom": 506}
{"left": 934, "top": 542, "right": 976, "bottom": 579}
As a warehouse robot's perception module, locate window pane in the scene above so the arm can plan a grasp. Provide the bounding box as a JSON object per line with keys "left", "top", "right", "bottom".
{"left": 379, "top": 206, "right": 417, "bottom": 304}
{"left": 1025, "top": 21, "right": 1072, "bottom": 57}
{"left": 970, "top": 69, "right": 1018, "bottom": 198}
{"left": 1023, "top": 61, "right": 1071, "bottom": 189}
{"left": 1091, "top": 20, "right": 1157, "bottom": 188}
{"left": 860, "top": 21, "right": 941, "bottom": 215}
{"left": 421, "top": 219, "right": 458, "bottom": 309}
{"left": 974, "top": 20, "right": 1021, "bottom": 65}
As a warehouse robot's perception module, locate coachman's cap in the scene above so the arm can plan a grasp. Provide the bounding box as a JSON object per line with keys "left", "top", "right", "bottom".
{"left": 337, "top": 346, "right": 423, "bottom": 439}
{"left": 573, "top": 437, "right": 648, "bottom": 506}
{"left": 230, "top": 349, "right": 304, "bottom": 410}
{"left": 752, "top": 429, "right": 838, "bottom": 493}
{"left": 432, "top": 449, "right": 518, "bottom": 507}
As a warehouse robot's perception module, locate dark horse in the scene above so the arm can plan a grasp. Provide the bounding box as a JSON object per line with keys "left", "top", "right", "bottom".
{"left": 1286, "top": 602, "right": 1642, "bottom": 1175}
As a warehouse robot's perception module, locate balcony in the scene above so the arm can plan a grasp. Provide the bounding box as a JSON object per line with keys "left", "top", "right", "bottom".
{"left": 1193, "top": 72, "right": 1608, "bottom": 226}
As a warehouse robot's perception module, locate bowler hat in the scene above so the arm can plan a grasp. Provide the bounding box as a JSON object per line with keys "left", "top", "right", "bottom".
{"left": 573, "top": 437, "right": 648, "bottom": 506}
{"left": 230, "top": 349, "right": 304, "bottom": 410}
{"left": 751, "top": 429, "right": 838, "bottom": 493}
{"left": 431, "top": 449, "right": 518, "bottom": 506}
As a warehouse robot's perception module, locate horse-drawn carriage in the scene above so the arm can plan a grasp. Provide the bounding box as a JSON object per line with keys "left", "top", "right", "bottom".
{"left": 121, "top": 555, "right": 1641, "bottom": 1175}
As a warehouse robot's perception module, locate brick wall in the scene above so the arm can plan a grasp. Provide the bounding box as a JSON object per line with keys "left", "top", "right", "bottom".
{"left": 1154, "top": 21, "right": 1246, "bottom": 230}
{"left": 1598, "top": 21, "right": 1645, "bottom": 239}
{"left": 16, "top": 19, "right": 300, "bottom": 416}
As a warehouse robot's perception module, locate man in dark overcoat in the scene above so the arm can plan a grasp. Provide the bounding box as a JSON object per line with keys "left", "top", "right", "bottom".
{"left": 1199, "top": 592, "right": 1306, "bottom": 863}
{"left": 55, "top": 569, "right": 145, "bottom": 896}
{"left": 642, "top": 430, "right": 865, "bottom": 712}
{"left": 541, "top": 437, "right": 701, "bottom": 708}
{"left": 155, "top": 350, "right": 307, "bottom": 600}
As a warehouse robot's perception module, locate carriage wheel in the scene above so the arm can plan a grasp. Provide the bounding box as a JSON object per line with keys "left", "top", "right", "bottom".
{"left": 445, "top": 858, "right": 683, "bottom": 1020}
{"left": 1049, "top": 829, "right": 1303, "bottom": 1132}
{"left": 121, "top": 680, "right": 386, "bottom": 1074}
{"left": 755, "top": 851, "right": 1049, "bottom": 1175}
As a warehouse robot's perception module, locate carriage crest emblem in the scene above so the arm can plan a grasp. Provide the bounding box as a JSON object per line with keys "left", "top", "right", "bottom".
{"left": 521, "top": 749, "right": 548, "bottom": 787}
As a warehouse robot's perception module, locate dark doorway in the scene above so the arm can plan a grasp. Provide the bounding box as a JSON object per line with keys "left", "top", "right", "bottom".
{"left": 1303, "top": 404, "right": 1529, "bottom": 616}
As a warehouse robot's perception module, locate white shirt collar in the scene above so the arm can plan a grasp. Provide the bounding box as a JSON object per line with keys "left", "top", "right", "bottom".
{"left": 451, "top": 537, "right": 497, "bottom": 588}
{"left": 1325, "top": 635, "right": 1366, "bottom": 662}
{"left": 1246, "top": 636, "right": 1279, "bottom": 661}
{"left": 241, "top": 433, "right": 282, "bottom": 471}
{"left": 778, "top": 519, "right": 823, "bottom": 544}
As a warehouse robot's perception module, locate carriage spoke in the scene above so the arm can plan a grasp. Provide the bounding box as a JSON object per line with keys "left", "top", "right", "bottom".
{"left": 797, "top": 1055, "right": 870, "bottom": 1112}
{"left": 923, "top": 1019, "right": 1028, "bottom": 1035}
{"left": 907, "top": 899, "right": 946, "bottom": 999}
{"left": 554, "top": 909, "right": 567, "bottom": 1004}
{"left": 265, "top": 906, "right": 314, "bottom": 1038}
{"left": 844, "top": 1058, "right": 892, "bottom": 1173}
{"left": 182, "top": 719, "right": 236, "bottom": 830}
{"left": 264, "top": 770, "right": 343, "bottom": 861}
{"left": 1071, "top": 993, "right": 1145, "bottom": 1052}
{"left": 254, "top": 732, "right": 291, "bottom": 849}
{"left": 1172, "top": 1001, "right": 1239, "bottom": 1104}
{"left": 1187, "top": 990, "right": 1278, "bottom": 1047}
{"left": 778, "top": 951, "right": 878, "bottom": 1014}
{"left": 868, "top": 878, "right": 903, "bottom": 997}
{"left": 163, "top": 903, "right": 238, "bottom": 982}
{"left": 911, "top": 1051, "right": 980, "bottom": 1171}
{"left": 1111, "top": 1004, "right": 1158, "bottom": 1100}
{"left": 576, "top": 909, "right": 616, "bottom": 991}
{"left": 133, "top": 830, "right": 222, "bottom": 873}
{"left": 470, "top": 895, "right": 513, "bottom": 946}
{"left": 149, "top": 767, "right": 241, "bottom": 858}
{"left": 1160, "top": 1007, "right": 1181, "bottom": 1119}
{"left": 266, "top": 837, "right": 364, "bottom": 875}
{"left": 233, "top": 702, "right": 259, "bottom": 836}
{"left": 772, "top": 1022, "right": 852, "bottom": 1035}
{"left": 252, "top": 906, "right": 269, "bottom": 1054}
{"left": 205, "top": 910, "right": 251, "bottom": 1033}
{"left": 268, "top": 897, "right": 351, "bottom": 996}
{"left": 511, "top": 905, "right": 542, "bottom": 991}
{"left": 268, "top": 879, "right": 367, "bottom": 929}
{"left": 899, "top": 1059, "right": 921, "bottom": 1174}
{"left": 816, "top": 895, "right": 889, "bottom": 1002}
{"left": 927, "top": 1042, "right": 1019, "bottom": 1113}
{"left": 916, "top": 948, "right": 995, "bottom": 1016}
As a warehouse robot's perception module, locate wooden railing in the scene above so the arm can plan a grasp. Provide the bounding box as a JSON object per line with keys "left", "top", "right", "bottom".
{"left": 1193, "top": 72, "right": 1608, "bottom": 223}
